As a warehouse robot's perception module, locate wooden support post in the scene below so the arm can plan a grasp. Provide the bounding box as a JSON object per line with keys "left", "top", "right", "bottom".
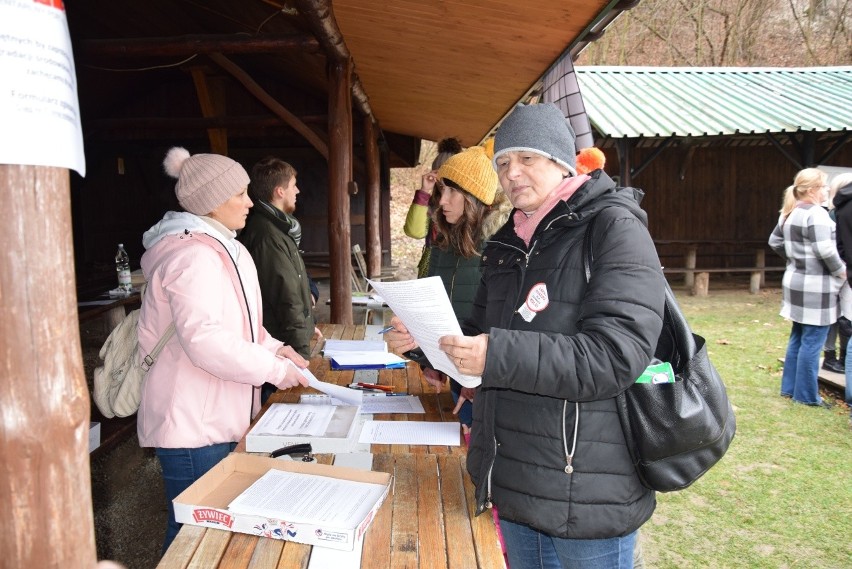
{"left": 616, "top": 139, "right": 632, "bottom": 187}
{"left": 685, "top": 245, "right": 698, "bottom": 288}
{"left": 328, "top": 57, "right": 353, "bottom": 325}
{"left": 0, "top": 165, "right": 96, "bottom": 567}
{"left": 692, "top": 271, "right": 709, "bottom": 297}
{"left": 755, "top": 248, "right": 766, "bottom": 287}
{"left": 749, "top": 271, "right": 762, "bottom": 295}
{"left": 364, "top": 116, "right": 381, "bottom": 279}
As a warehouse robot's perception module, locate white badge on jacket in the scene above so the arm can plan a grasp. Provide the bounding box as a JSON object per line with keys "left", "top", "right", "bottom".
{"left": 518, "top": 282, "right": 549, "bottom": 322}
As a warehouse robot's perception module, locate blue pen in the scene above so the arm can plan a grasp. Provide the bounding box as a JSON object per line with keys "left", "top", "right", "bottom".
{"left": 378, "top": 325, "right": 395, "bottom": 334}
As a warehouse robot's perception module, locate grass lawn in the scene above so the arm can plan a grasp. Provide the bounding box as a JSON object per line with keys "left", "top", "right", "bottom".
{"left": 641, "top": 284, "right": 851, "bottom": 568}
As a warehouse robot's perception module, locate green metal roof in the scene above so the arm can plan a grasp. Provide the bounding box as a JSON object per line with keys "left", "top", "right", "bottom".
{"left": 575, "top": 66, "right": 852, "bottom": 139}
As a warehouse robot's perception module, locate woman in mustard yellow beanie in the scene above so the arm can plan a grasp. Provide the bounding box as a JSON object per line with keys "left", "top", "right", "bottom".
{"left": 388, "top": 145, "right": 511, "bottom": 432}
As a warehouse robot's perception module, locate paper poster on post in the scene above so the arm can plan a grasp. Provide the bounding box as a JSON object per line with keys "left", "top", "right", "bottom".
{"left": 0, "top": 0, "right": 86, "bottom": 176}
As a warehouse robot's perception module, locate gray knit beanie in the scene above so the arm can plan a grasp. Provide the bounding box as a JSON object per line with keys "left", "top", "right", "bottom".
{"left": 492, "top": 103, "right": 577, "bottom": 176}
{"left": 163, "top": 147, "right": 250, "bottom": 215}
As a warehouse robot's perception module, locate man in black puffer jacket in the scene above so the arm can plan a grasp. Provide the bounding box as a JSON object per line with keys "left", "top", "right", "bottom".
{"left": 831, "top": 172, "right": 852, "bottom": 417}
{"left": 439, "top": 103, "right": 665, "bottom": 568}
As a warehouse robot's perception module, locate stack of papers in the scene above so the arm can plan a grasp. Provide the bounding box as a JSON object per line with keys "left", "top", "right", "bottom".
{"left": 228, "top": 469, "right": 387, "bottom": 526}
{"left": 301, "top": 393, "right": 426, "bottom": 414}
{"left": 323, "top": 339, "right": 407, "bottom": 370}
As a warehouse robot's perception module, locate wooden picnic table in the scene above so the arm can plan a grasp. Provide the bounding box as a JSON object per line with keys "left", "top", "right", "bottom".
{"left": 77, "top": 291, "right": 141, "bottom": 333}
{"left": 157, "top": 323, "right": 507, "bottom": 569}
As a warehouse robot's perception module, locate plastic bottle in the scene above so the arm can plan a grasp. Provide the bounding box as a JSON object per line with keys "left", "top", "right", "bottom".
{"left": 115, "top": 244, "right": 132, "bottom": 293}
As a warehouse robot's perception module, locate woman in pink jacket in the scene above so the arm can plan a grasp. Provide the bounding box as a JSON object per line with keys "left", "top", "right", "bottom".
{"left": 137, "top": 147, "right": 309, "bottom": 553}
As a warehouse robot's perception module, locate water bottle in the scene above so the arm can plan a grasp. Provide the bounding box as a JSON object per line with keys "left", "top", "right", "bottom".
{"left": 115, "top": 244, "right": 132, "bottom": 293}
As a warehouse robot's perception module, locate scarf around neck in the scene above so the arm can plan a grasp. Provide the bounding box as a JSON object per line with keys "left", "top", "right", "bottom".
{"left": 513, "top": 174, "right": 590, "bottom": 246}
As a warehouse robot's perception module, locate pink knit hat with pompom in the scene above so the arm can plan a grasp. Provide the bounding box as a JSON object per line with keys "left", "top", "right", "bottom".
{"left": 163, "top": 147, "right": 250, "bottom": 215}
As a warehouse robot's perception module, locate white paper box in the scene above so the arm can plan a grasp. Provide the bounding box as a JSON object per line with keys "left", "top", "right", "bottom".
{"left": 89, "top": 422, "right": 101, "bottom": 453}
{"left": 173, "top": 454, "right": 391, "bottom": 551}
{"left": 245, "top": 404, "right": 362, "bottom": 454}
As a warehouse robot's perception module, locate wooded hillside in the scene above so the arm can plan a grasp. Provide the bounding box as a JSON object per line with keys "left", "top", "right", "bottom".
{"left": 577, "top": 0, "right": 850, "bottom": 66}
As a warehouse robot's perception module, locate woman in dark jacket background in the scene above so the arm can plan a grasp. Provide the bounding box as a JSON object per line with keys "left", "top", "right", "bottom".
{"left": 416, "top": 145, "right": 511, "bottom": 432}
{"left": 438, "top": 103, "right": 665, "bottom": 568}
{"left": 831, "top": 172, "right": 852, "bottom": 418}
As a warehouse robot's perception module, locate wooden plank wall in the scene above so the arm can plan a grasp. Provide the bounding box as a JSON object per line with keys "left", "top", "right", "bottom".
{"left": 602, "top": 143, "right": 852, "bottom": 270}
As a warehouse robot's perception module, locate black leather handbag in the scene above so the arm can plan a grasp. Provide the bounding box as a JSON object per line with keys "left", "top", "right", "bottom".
{"left": 584, "top": 214, "right": 736, "bottom": 492}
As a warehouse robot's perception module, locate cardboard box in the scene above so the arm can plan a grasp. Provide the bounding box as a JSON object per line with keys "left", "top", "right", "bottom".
{"left": 245, "top": 404, "right": 363, "bottom": 454}
{"left": 89, "top": 422, "right": 101, "bottom": 453}
{"left": 173, "top": 453, "right": 391, "bottom": 551}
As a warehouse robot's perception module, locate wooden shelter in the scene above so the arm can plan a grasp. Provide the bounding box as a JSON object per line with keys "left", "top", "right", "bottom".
{"left": 65, "top": 0, "right": 639, "bottom": 324}
{"left": 1, "top": 1, "right": 641, "bottom": 567}
{"left": 573, "top": 66, "right": 852, "bottom": 273}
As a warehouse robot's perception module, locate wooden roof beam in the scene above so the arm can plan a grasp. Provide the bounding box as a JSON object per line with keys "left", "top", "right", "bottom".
{"left": 207, "top": 52, "right": 329, "bottom": 160}
{"left": 294, "top": 0, "right": 373, "bottom": 121}
{"left": 79, "top": 33, "right": 320, "bottom": 58}
{"left": 86, "top": 114, "right": 328, "bottom": 130}
{"left": 190, "top": 68, "right": 229, "bottom": 155}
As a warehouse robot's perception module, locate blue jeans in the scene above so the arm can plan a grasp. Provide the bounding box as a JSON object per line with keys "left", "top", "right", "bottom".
{"left": 449, "top": 378, "right": 473, "bottom": 427}
{"left": 500, "top": 519, "right": 636, "bottom": 569}
{"left": 845, "top": 337, "right": 852, "bottom": 413}
{"left": 155, "top": 442, "right": 236, "bottom": 554}
{"left": 781, "top": 322, "right": 829, "bottom": 405}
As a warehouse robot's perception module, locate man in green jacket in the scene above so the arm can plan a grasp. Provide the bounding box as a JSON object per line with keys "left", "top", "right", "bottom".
{"left": 239, "top": 157, "right": 321, "bottom": 402}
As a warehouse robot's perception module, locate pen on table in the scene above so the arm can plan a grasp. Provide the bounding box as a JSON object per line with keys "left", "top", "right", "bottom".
{"left": 356, "top": 382, "right": 393, "bottom": 392}
{"left": 378, "top": 325, "right": 395, "bottom": 334}
{"left": 347, "top": 384, "right": 386, "bottom": 392}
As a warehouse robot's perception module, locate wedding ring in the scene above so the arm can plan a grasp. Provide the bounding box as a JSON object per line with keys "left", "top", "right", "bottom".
{"left": 459, "top": 358, "right": 464, "bottom": 367}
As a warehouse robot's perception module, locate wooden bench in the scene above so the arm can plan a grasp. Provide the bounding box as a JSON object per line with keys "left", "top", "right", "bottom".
{"left": 663, "top": 266, "right": 785, "bottom": 296}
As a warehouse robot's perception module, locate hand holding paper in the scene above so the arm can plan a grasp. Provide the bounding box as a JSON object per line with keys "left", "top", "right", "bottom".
{"left": 367, "top": 277, "right": 481, "bottom": 388}
{"left": 438, "top": 333, "right": 488, "bottom": 377}
{"left": 300, "top": 367, "right": 363, "bottom": 406}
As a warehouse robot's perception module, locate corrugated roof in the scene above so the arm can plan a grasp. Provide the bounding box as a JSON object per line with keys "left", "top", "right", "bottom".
{"left": 575, "top": 66, "right": 852, "bottom": 139}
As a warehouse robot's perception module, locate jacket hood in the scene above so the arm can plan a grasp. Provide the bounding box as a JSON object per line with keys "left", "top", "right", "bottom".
{"left": 143, "top": 211, "right": 240, "bottom": 261}
{"left": 480, "top": 195, "right": 514, "bottom": 242}
{"left": 564, "top": 169, "right": 649, "bottom": 226}
{"left": 832, "top": 182, "right": 852, "bottom": 210}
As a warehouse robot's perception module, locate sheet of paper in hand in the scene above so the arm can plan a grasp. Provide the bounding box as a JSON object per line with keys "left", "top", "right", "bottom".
{"left": 367, "top": 276, "right": 481, "bottom": 388}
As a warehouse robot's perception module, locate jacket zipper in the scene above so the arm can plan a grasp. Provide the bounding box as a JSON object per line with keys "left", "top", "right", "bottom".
{"left": 485, "top": 435, "right": 497, "bottom": 508}
{"left": 481, "top": 211, "right": 581, "bottom": 511}
{"left": 563, "top": 401, "right": 579, "bottom": 474}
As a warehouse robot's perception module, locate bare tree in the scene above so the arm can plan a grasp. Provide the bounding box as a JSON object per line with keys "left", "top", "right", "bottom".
{"left": 578, "top": 0, "right": 850, "bottom": 66}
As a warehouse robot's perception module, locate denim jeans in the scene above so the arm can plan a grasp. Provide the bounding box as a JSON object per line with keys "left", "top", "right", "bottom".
{"left": 155, "top": 442, "right": 237, "bottom": 554}
{"left": 500, "top": 519, "right": 636, "bottom": 569}
{"left": 781, "top": 322, "right": 829, "bottom": 405}
{"left": 845, "top": 336, "right": 852, "bottom": 413}
{"left": 449, "top": 378, "right": 473, "bottom": 427}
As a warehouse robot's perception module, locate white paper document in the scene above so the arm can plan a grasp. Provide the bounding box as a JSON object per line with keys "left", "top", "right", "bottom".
{"left": 0, "top": 0, "right": 86, "bottom": 175}
{"left": 249, "top": 404, "right": 334, "bottom": 436}
{"left": 330, "top": 352, "right": 408, "bottom": 368}
{"left": 301, "top": 394, "right": 426, "bottom": 414}
{"left": 301, "top": 367, "right": 363, "bottom": 406}
{"left": 323, "top": 339, "right": 387, "bottom": 357}
{"left": 367, "top": 277, "right": 482, "bottom": 388}
{"left": 228, "top": 469, "right": 387, "bottom": 526}
{"left": 358, "top": 420, "right": 460, "bottom": 446}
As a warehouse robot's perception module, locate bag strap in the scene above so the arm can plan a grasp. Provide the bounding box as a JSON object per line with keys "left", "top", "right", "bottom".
{"left": 140, "top": 322, "right": 175, "bottom": 371}
{"left": 582, "top": 210, "right": 697, "bottom": 364}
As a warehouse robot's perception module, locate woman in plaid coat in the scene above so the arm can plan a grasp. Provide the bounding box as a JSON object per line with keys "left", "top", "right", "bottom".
{"left": 769, "top": 168, "right": 846, "bottom": 406}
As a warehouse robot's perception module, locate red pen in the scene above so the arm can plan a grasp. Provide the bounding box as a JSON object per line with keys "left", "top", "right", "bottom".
{"left": 356, "top": 382, "right": 393, "bottom": 392}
